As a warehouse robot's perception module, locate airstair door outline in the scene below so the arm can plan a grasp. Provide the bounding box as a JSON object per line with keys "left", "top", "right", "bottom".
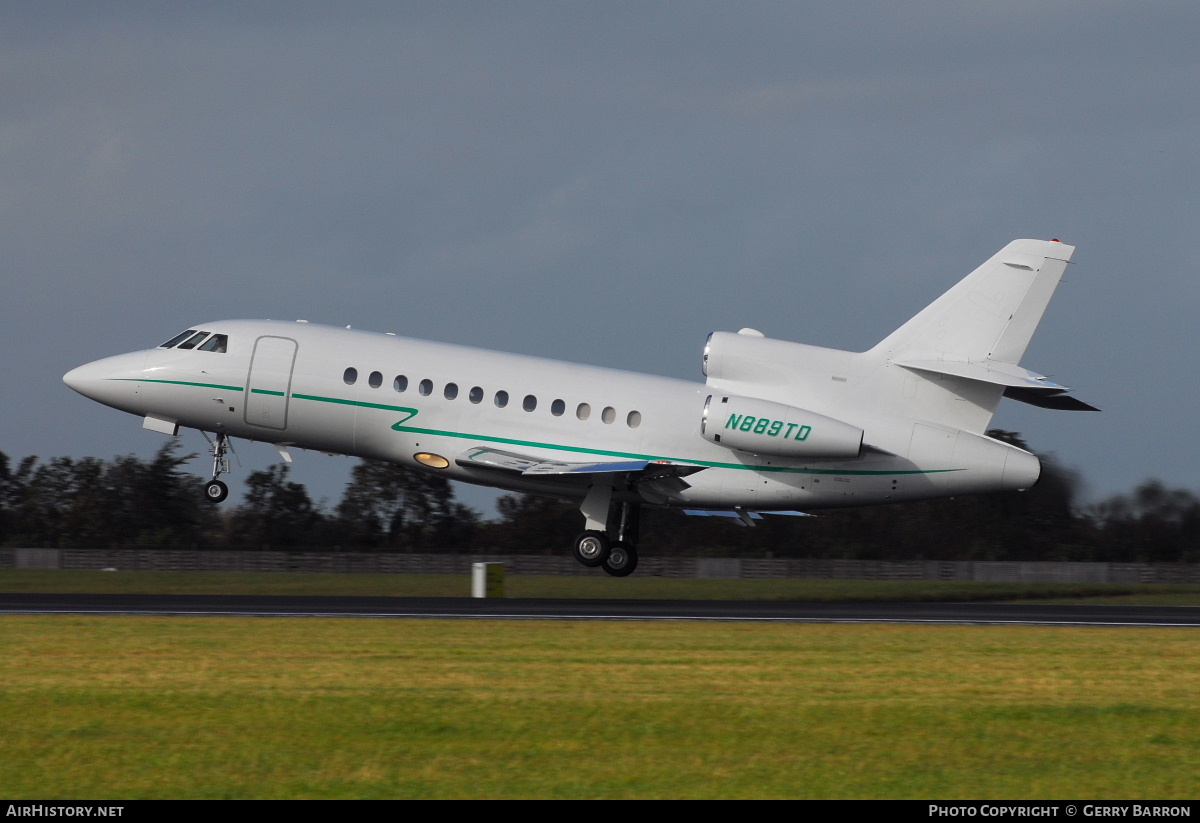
{"left": 245, "top": 336, "right": 297, "bottom": 430}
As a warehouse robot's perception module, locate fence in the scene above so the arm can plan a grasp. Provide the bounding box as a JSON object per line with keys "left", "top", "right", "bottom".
{"left": 4, "top": 548, "right": 1200, "bottom": 583}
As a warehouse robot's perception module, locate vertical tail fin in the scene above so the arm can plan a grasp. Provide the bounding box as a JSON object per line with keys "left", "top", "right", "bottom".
{"left": 865, "top": 239, "right": 1086, "bottom": 433}
{"left": 870, "top": 239, "right": 1074, "bottom": 365}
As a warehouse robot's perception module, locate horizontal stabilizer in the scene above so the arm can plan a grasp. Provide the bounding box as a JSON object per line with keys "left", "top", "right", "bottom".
{"left": 894, "top": 359, "right": 1097, "bottom": 411}
{"left": 894, "top": 359, "right": 1066, "bottom": 390}
{"left": 1003, "top": 387, "right": 1100, "bottom": 411}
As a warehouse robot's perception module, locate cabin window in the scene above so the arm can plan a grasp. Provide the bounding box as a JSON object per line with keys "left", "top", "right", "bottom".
{"left": 602, "top": 406, "right": 616, "bottom": 424}
{"left": 393, "top": 375, "right": 408, "bottom": 392}
{"left": 160, "top": 330, "right": 197, "bottom": 348}
{"left": 495, "top": 390, "right": 509, "bottom": 408}
{"left": 368, "top": 371, "right": 383, "bottom": 388}
{"left": 551, "top": 399, "right": 566, "bottom": 417}
{"left": 469, "top": 386, "right": 484, "bottom": 404}
{"left": 197, "top": 334, "right": 228, "bottom": 353}
{"left": 444, "top": 383, "right": 459, "bottom": 400}
{"left": 627, "top": 410, "right": 642, "bottom": 428}
{"left": 523, "top": 394, "right": 537, "bottom": 412}
{"left": 419, "top": 379, "right": 433, "bottom": 396}
{"left": 176, "top": 331, "right": 210, "bottom": 350}
{"left": 343, "top": 368, "right": 358, "bottom": 385}
{"left": 576, "top": 403, "right": 591, "bottom": 420}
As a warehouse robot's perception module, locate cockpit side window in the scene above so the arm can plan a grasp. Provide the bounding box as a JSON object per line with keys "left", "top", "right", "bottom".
{"left": 160, "top": 330, "right": 198, "bottom": 348}
{"left": 197, "top": 334, "right": 228, "bottom": 353}
{"left": 175, "top": 331, "right": 210, "bottom": 350}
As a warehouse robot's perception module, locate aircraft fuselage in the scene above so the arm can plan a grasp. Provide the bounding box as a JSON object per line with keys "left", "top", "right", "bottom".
{"left": 63, "top": 239, "right": 1093, "bottom": 575}
{"left": 63, "top": 318, "right": 1038, "bottom": 511}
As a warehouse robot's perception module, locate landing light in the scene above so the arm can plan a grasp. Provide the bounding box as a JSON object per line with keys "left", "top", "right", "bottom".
{"left": 414, "top": 452, "right": 450, "bottom": 469}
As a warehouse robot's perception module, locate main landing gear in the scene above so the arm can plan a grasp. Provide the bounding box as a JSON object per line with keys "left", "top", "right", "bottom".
{"left": 202, "top": 432, "right": 231, "bottom": 503}
{"left": 571, "top": 482, "right": 640, "bottom": 577}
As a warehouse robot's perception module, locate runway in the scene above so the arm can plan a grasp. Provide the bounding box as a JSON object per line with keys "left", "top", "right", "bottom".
{"left": 2, "top": 593, "right": 1199, "bottom": 626}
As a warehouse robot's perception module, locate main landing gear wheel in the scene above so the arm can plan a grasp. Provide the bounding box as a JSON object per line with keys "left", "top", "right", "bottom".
{"left": 204, "top": 480, "right": 229, "bottom": 503}
{"left": 602, "top": 541, "right": 638, "bottom": 577}
{"left": 572, "top": 530, "right": 610, "bottom": 567}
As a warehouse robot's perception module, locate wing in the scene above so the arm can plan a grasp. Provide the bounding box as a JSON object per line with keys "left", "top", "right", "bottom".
{"left": 456, "top": 446, "right": 706, "bottom": 480}
{"left": 683, "top": 508, "right": 813, "bottom": 527}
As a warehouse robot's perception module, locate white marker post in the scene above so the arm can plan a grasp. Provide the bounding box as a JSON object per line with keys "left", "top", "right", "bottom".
{"left": 471, "top": 562, "right": 505, "bottom": 598}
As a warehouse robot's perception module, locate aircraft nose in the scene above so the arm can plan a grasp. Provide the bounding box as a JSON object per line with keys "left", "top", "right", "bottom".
{"left": 63, "top": 361, "right": 105, "bottom": 398}
{"left": 63, "top": 352, "right": 149, "bottom": 410}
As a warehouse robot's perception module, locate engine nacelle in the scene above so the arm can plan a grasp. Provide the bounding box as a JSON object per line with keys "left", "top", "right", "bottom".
{"left": 701, "top": 394, "right": 863, "bottom": 459}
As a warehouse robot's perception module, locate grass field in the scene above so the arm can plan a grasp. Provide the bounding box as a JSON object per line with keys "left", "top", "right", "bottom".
{"left": 4, "top": 568, "right": 1200, "bottom": 604}
{"left": 1, "top": 616, "right": 1198, "bottom": 798}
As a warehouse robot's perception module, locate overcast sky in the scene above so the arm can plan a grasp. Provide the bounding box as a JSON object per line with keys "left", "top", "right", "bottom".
{"left": 3, "top": 2, "right": 1197, "bottom": 516}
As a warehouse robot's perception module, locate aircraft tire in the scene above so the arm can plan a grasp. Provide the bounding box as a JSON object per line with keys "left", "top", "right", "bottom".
{"left": 602, "top": 542, "right": 638, "bottom": 577}
{"left": 204, "top": 480, "right": 229, "bottom": 503}
{"left": 572, "top": 530, "right": 610, "bottom": 567}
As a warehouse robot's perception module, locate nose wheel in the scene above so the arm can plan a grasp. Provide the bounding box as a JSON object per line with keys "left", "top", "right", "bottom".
{"left": 204, "top": 479, "right": 229, "bottom": 503}
{"left": 202, "top": 432, "right": 232, "bottom": 504}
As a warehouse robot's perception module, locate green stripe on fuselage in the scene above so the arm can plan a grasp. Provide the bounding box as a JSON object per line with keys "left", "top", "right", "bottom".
{"left": 287, "top": 392, "right": 952, "bottom": 477}
{"left": 116, "top": 378, "right": 244, "bottom": 392}
{"left": 126, "top": 380, "right": 954, "bottom": 477}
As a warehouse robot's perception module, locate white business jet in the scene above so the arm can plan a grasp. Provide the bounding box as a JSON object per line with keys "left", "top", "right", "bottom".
{"left": 64, "top": 239, "right": 1095, "bottom": 576}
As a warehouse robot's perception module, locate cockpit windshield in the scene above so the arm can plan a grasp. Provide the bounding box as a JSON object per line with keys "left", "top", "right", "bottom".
{"left": 175, "top": 331, "right": 209, "bottom": 350}
{"left": 197, "top": 334, "right": 228, "bottom": 353}
{"left": 158, "top": 329, "right": 228, "bottom": 353}
{"left": 160, "top": 330, "right": 198, "bottom": 348}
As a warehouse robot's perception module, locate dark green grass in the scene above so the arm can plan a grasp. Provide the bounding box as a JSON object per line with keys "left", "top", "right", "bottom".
{"left": 2, "top": 617, "right": 1198, "bottom": 798}
{"left": 3, "top": 568, "right": 1200, "bottom": 604}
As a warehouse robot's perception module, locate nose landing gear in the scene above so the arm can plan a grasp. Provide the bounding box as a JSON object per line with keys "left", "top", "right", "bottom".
{"left": 202, "top": 432, "right": 231, "bottom": 503}
{"left": 204, "top": 478, "right": 228, "bottom": 503}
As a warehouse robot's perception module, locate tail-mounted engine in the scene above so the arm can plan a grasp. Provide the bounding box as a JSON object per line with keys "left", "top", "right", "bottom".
{"left": 701, "top": 394, "right": 863, "bottom": 459}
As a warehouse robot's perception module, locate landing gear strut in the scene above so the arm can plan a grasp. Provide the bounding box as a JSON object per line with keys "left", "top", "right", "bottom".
{"left": 572, "top": 480, "right": 641, "bottom": 576}
{"left": 602, "top": 501, "right": 640, "bottom": 577}
{"left": 203, "top": 432, "right": 231, "bottom": 503}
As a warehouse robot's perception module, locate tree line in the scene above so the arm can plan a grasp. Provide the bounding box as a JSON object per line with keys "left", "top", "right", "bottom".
{"left": 2, "top": 432, "right": 1198, "bottom": 562}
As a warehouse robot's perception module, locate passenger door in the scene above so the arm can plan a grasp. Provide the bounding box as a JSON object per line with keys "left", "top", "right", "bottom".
{"left": 244, "top": 336, "right": 297, "bottom": 430}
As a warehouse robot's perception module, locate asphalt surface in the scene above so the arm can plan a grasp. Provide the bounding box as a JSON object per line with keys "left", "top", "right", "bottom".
{"left": 2, "top": 593, "right": 1199, "bottom": 626}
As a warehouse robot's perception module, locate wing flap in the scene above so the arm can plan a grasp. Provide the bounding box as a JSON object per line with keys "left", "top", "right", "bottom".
{"left": 455, "top": 447, "right": 541, "bottom": 473}
{"left": 523, "top": 458, "right": 653, "bottom": 476}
